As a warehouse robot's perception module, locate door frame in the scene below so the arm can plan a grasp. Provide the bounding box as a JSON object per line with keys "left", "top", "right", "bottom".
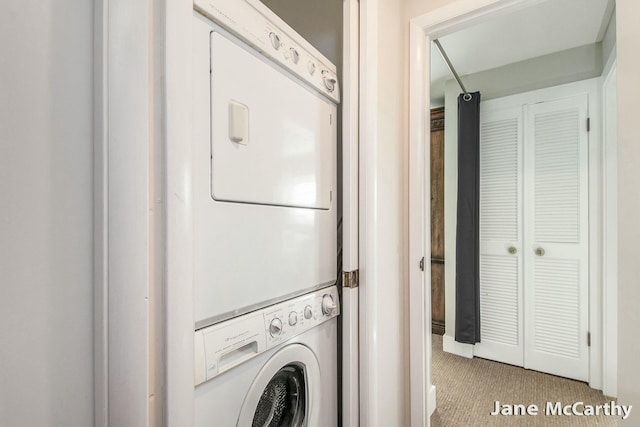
{"left": 95, "top": 0, "right": 196, "bottom": 426}
{"left": 601, "top": 56, "right": 617, "bottom": 398}
{"left": 408, "top": 1, "right": 616, "bottom": 424}
{"left": 342, "top": 1, "right": 360, "bottom": 426}
{"left": 94, "top": 0, "right": 166, "bottom": 425}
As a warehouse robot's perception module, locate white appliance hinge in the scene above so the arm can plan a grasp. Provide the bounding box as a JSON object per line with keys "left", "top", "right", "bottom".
{"left": 587, "top": 332, "right": 591, "bottom": 347}
{"left": 419, "top": 256, "right": 425, "bottom": 271}
{"left": 587, "top": 118, "right": 590, "bottom": 132}
{"left": 343, "top": 270, "right": 359, "bottom": 288}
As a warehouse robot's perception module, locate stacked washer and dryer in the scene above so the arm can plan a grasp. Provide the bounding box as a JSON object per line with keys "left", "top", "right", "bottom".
{"left": 192, "top": 1, "right": 341, "bottom": 426}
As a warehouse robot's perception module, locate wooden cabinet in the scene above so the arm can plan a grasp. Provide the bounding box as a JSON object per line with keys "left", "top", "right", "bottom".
{"left": 430, "top": 107, "right": 445, "bottom": 335}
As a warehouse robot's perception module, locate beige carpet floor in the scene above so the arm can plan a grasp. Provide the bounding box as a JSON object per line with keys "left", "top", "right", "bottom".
{"left": 431, "top": 335, "right": 618, "bottom": 427}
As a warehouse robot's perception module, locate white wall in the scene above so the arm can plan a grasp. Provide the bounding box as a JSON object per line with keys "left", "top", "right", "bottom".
{"left": 601, "top": 9, "right": 616, "bottom": 67}
{"left": 432, "top": 41, "right": 603, "bottom": 106}
{"left": 615, "top": 1, "right": 640, "bottom": 425}
{"left": 0, "top": 1, "right": 94, "bottom": 426}
{"left": 375, "top": 0, "right": 407, "bottom": 424}
{"left": 359, "top": 0, "right": 408, "bottom": 425}
{"left": 446, "top": 43, "right": 603, "bottom": 103}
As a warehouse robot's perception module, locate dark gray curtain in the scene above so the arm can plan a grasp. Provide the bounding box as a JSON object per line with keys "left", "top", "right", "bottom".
{"left": 455, "top": 91, "right": 481, "bottom": 344}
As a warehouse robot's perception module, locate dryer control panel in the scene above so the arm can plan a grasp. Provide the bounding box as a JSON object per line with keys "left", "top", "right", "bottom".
{"left": 194, "top": 0, "right": 340, "bottom": 103}
{"left": 194, "top": 286, "right": 340, "bottom": 386}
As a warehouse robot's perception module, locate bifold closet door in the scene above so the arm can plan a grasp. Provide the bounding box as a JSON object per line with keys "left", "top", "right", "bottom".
{"left": 474, "top": 106, "right": 524, "bottom": 366}
{"left": 523, "top": 94, "right": 590, "bottom": 382}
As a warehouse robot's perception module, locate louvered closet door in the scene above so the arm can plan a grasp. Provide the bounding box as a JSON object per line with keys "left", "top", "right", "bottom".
{"left": 523, "top": 94, "right": 589, "bottom": 382}
{"left": 474, "top": 106, "right": 524, "bottom": 366}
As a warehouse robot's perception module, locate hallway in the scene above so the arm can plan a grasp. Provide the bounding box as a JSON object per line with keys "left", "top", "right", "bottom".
{"left": 430, "top": 335, "right": 619, "bottom": 426}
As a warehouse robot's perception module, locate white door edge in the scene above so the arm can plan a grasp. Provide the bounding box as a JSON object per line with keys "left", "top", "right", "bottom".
{"left": 358, "top": 0, "right": 378, "bottom": 425}
{"left": 408, "top": 20, "right": 430, "bottom": 427}
{"left": 342, "top": 1, "right": 360, "bottom": 426}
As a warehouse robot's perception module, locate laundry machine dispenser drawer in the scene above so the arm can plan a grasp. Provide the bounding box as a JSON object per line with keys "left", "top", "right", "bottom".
{"left": 210, "top": 31, "right": 336, "bottom": 210}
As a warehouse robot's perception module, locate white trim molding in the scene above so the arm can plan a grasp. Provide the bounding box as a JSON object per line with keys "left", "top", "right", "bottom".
{"left": 165, "top": 0, "right": 196, "bottom": 426}
{"left": 601, "top": 60, "right": 618, "bottom": 398}
{"left": 93, "top": 0, "right": 109, "bottom": 424}
{"left": 358, "top": 0, "right": 379, "bottom": 425}
{"left": 443, "top": 335, "right": 474, "bottom": 359}
{"left": 408, "top": 20, "right": 430, "bottom": 427}
{"left": 428, "top": 384, "right": 437, "bottom": 417}
{"left": 342, "top": 1, "right": 360, "bottom": 426}
{"left": 94, "top": 0, "right": 169, "bottom": 425}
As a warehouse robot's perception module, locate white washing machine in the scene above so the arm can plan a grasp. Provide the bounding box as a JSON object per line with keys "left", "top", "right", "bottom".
{"left": 192, "top": 0, "right": 341, "bottom": 329}
{"left": 194, "top": 286, "right": 339, "bottom": 426}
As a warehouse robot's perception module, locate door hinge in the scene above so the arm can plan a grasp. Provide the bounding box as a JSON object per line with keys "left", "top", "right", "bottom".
{"left": 587, "top": 118, "right": 591, "bottom": 132}
{"left": 587, "top": 332, "right": 591, "bottom": 347}
{"left": 419, "top": 256, "right": 425, "bottom": 271}
{"left": 343, "top": 269, "right": 359, "bottom": 288}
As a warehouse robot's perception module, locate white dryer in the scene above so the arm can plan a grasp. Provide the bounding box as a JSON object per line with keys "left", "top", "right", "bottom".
{"left": 194, "top": 286, "right": 339, "bottom": 427}
{"left": 192, "top": 0, "right": 340, "bottom": 329}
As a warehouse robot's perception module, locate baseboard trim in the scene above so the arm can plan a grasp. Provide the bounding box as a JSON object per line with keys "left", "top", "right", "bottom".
{"left": 443, "top": 334, "right": 474, "bottom": 359}
{"left": 428, "top": 384, "right": 437, "bottom": 416}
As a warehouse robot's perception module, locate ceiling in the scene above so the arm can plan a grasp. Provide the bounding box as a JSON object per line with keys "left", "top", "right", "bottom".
{"left": 430, "top": 0, "right": 613, "bottom": 105}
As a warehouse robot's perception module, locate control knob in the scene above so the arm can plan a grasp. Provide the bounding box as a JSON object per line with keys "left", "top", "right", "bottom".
{"left": 289, "top": 311, "right": 298, "bottom": 326}
{"left": 269, "top": 32, "right": 281, "bottom": 50}
{"left": 304, "top": 305, "right": 313, "bottom": 320}
{"left": 290, "top": 48, "right": 300, "bottom": 64}
{"left": 307, "top": 61, "right": 316, "bottom": 75}
{"left": 269, "top": 317, "right": 283, "bottom": 337}
{"left": 322, "top": 71, "right": 337, "bottom": 92}
{"left": 322, "top": 294, "right": 337, "bottom": 316}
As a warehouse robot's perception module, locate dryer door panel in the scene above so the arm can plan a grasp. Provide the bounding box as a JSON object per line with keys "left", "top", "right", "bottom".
{"left": 210, "top": 31, "right": 335, "bottom": 210}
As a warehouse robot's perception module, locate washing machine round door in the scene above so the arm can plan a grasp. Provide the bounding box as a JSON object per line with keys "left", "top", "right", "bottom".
{"left": 238, "top": 344, "right": 321, "bottom": 427}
